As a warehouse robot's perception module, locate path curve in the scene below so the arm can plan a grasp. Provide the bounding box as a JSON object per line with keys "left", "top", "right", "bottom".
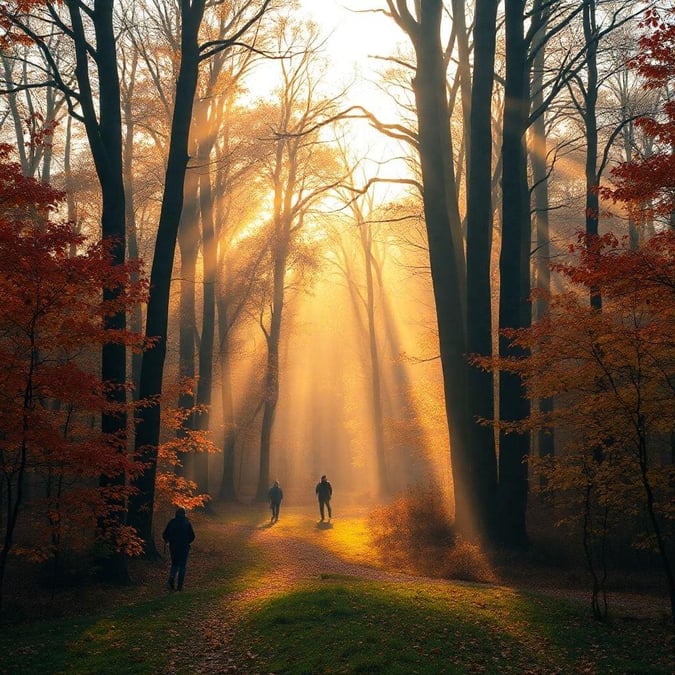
{"left": 168, "top": 517, "right": 670, "bottom": 674}
{"left": 168, "top": 520, "right": 423, "bottom": 674}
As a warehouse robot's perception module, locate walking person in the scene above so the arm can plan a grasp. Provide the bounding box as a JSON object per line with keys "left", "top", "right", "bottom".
{"left": 268, "top": 480, "right": 283, "bottom": 523}
{"left": 315, "top": 474, "right": 333, "bottom": 522}
{"left": 162, "top": 507, "right": 195, "bottom": 591}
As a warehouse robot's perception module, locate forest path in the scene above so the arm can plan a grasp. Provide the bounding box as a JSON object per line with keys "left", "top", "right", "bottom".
{"left": 166, "top": 507, "right": 431, "bottom": 673}
{"left": 162, "top": 505, "right": 669, "bottom": 673}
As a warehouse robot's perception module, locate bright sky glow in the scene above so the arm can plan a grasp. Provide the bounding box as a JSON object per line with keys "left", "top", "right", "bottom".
{"left": 298, "top": 0, "right": 409, "bottom": 115}
{"left": 299, "top": 1, "right": 403, "bottom": 74}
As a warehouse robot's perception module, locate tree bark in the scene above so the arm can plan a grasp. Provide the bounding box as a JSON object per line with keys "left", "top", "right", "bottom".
{"left": 582, "top": 0, "right": 602, "bottom": 310}
{"left": 530, "top": 5, "right": 554, "bottom": 466}
{"left": 404, "top": 0, "right": 475, "bottom": 536}
{"left": 255, "top": 130, "right": 293, "bottom": 500}
{"left": 498, "top": 0, "right": 531, "bottom": 548}
{"left": 176, "top": 165, "right": 200, "bottom": 481}
{"left": 129, "top": 0, "right": 206, "bottom": 551}
{"left": 195, "top": 152, "right": 217, "bottom": 495}
{"left": 256, "top": 234, "right": 288, "bottom": 501}
{"left": 360, "top": 215, "right": 389, "bottom": 497}
{"left": 465, "top": 0, "right": 500, "bottom": 541}
{"left": 217, "top": 294, "right": 238, "bottom": 501}
{"left": 65, "top": 0, "right": 129, "bottom": 581}
{"left": 121, "top": 51, "right": 144, "bottom": 393}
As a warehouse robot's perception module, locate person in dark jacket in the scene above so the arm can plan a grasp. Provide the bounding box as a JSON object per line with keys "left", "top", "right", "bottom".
{"left": 162, "top": 507, "right": 195, "bottom": 590}
{"left": 268, "top": 480, "right": 283, "bottom": 523}
{"left": 315, "top": 475, "right": 333, "bottom": 522}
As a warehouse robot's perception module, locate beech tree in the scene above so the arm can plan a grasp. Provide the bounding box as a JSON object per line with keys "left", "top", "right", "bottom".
{"left": 129, "top": 0, "right": 275, "bottom": 549}
{"left": 1, "top": 0, "right": 133, "bottom": 580}
{"left": 382, "top": 0, "right": 479, "bottom": 538}
{"left": 0, "top": 145, "right": 146, "bottom": 608}
{"left": 378, "top": 0, "right": 596, "bottom": 543}
{"left": 465, "top": 0, "right": 500, "bottom": 538}
{"left": 488, "top": 231, "right": 674, "bottom": 621}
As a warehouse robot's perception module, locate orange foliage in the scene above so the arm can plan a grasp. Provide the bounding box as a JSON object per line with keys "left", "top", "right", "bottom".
{"left": 370, "top": 488, "right": 496, "bottom": 583}
{"left": 599, "top": 9, "right": 675, "bottom": 222}
{"left": 479, "top": 230, "right": 674, "bottom": 546}
{"left": 631, "top": 8, "right": 675, "bottom": 88}
{"left": 0, "top": 1, "right": 50, "bottom": 49}
{"left": 0, "top": 144, "right": 148, "bottom": 566}
{"left": 154, "top": 388, "right": 217, "bottom": 512}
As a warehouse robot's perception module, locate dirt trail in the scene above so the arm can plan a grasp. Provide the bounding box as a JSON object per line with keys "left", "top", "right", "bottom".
{"left": 167, "top": 519, "right": 424, "bottom": 674}
{"left": 250, "top": 521, "right": 420, "bottom": 586}
{"left": 166, "top": 516, "right": 669, "bottom": 674}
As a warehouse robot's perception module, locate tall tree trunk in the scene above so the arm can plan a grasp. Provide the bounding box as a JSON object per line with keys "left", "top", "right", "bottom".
{"left": 121, "top": 52, "right": 143, "bottom": 393}
{"left": 39, "top": 85, "right": 57, "bottom": 182}
{"left": 465, "top": 0, "right": 500, "bottom": 541}
{"left": 256, "top": 236, "right": 288, "bottom": 501}
{"left": 217, "top": 294, "right": 238, "bottom": 500}
{"left": 195, "top": 156, "right": 217, "bottom": 495}
{"left": 2, "top": 54, "right": 26, "bottom": 172}
{"left": 451, "top": 0, "right": 471, "bottom": 176}
{"left": 360, "top": 219, "right": 389, "bottom": 497}
{"left": 213, "top": 131, "right": 238, "bottom": 501}
{"left": 615, "top": 70, "right": 639, "bottom": 249}
{"left": 95, "top": 16, "right": 128, "bottom": 583}
{"left": 213, "top": 115, "right": 239, "bottom": 502}
{"left": 255, "top": 120, "right": 296, "bottom": 499}
{"left": 129, "top": 0, "right": 206, "bottom": 551}
{"left": 405, "top": 0, "right": 475, "bottom": 536}
{"left": 530, "top": 5, "right": 554, "bottom": 466}
{"left": 176, "top": 167, "right": 200, "bottom": 481}
{"left": 64, "top": 116, "right": 78, "bottom": 257}
{"left": 583, "top": 0, "right": 602, "bottom": 310}
{"left": 498, "top": 0, "right": 531, "bottom": 548}
{"left": 66, "top": 0, "right": 129, "bottom": 581}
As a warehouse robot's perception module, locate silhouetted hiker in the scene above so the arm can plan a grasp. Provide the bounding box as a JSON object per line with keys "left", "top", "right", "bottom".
{"left": 268, "top": 480, "right": 283, "bottom": 523}
{"left": 315, "top": 475, "right": 333, "bottom": 522}
{"left": 162, "top": 507, "right": 195, "bottom": 591}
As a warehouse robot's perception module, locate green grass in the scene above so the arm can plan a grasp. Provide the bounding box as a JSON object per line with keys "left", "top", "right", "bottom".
{"left": 2, "top": 595, "right": 190, "bottom": 674}
{"left": 6, "top": 579, "right": 670, "bottom": 675}
{"left": 1, "top": 506, "right": 672, "bottom": 674}
{"left": 4, "top": 581, "right": 670, "bottom": 674}
{"left": 239, "top": 581, "right": 673, "bottom": 674}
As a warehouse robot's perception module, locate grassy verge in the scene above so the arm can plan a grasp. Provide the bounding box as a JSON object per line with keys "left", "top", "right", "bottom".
{"left": 0, "top": 505, "right": 267, "bottom": 674}
{"left": 1, "top": 505, "right": 672, "bottom": 674}
{"left": 237, "top": 580, "right": 672, "bottom": 674}
{"left": 4, "top": 578, "right": 671, "bottom": 674}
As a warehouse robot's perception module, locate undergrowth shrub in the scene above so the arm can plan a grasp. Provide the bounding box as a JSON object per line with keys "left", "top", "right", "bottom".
{"left": 370, "top": 488, "right": 496, "bottom": 583}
